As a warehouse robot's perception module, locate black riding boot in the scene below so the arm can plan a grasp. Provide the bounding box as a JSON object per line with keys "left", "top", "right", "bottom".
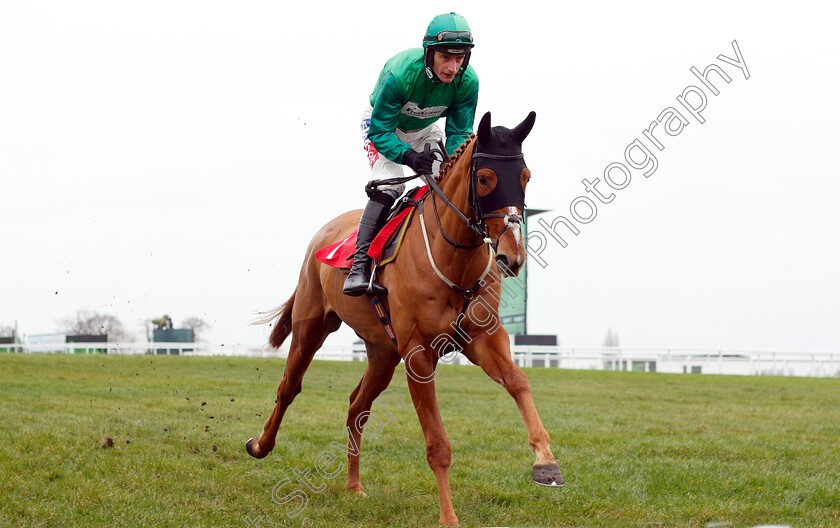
{"left": 343, "top": 191, "right": 396, "bottom": 297}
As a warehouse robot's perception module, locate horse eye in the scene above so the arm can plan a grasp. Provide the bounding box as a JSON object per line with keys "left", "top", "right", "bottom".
{"left": 478, "top": 176, "right": 487, "bottom": 186}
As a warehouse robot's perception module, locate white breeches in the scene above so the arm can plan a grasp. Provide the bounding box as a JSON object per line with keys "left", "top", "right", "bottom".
{"left": 361, "top": 105, "right": 445, "bottom": 196}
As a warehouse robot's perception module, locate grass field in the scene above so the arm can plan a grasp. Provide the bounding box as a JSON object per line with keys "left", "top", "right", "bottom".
{"left": 0, "top": 353, "right": 838, "bottom": 528}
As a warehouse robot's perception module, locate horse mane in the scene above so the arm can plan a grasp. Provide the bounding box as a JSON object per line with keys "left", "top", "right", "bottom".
{"left": 435, "top": 133, "right": 477, "bottom": 184}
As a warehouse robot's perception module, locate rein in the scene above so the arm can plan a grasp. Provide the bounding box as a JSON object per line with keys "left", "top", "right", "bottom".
{"left": 365, "top": 139, "right": 525, "bottom": 347}
{"left": 366, "top": 141, "right": 525, "bottom": 252}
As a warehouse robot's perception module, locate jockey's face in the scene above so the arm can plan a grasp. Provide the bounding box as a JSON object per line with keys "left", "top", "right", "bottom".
{"left": 432, "top": 50, "right": 466, "bottom": 83}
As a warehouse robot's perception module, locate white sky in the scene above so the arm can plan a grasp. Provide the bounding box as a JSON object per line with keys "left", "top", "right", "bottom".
{"left": 2, "top": 1, "right": 838, "bottom": 351}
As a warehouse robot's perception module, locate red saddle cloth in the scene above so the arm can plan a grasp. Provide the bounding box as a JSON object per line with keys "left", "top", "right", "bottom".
{"left": 315, "top": 186, "right": 429, "bottom": 269}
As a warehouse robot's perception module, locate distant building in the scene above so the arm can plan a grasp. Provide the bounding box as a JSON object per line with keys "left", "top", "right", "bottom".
{"left": 26, "top": 333, "right": 67, "bottom": 353}
{"left": 25, "top": 333, "right": 109, "bottom": 353}
{"left": 153, "top": 328, "right": 195, "bottom": 355}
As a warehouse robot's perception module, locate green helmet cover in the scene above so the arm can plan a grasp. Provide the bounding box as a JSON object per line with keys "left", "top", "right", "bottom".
{"left": 422, "top": 12, "right": 474, "bottom": 50}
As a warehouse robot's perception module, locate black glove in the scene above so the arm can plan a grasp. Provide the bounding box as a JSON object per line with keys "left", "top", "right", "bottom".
{"left": 403, "top": 148, "right": 436, "bottom": 175}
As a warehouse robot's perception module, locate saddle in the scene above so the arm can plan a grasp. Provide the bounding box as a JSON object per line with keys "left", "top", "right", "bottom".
{"left": 315, "top": 186, "right": 430, "bottom": 270}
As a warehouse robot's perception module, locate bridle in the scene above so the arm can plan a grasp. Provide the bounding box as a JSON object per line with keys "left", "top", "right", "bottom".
{"left": 364, "top": 110, "right": 536, "bottom": 348}
{"left": 365, "top": 137, "right": 528, "bottom": 347}
{"left": 406, "top": 139, "right": 525, "bottom": 299}
{"left": 467, "top": 147, "right": 526, "bottom": 250}
{"left": 422, "top": 140, "right": 525, "bottom": 254}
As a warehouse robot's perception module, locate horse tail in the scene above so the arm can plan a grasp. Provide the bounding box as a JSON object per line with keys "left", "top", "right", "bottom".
{"left": 253, "top": 290, "right": 296, "bottom": 349}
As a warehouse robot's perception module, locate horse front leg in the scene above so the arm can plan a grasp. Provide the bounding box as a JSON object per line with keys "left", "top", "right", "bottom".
{"left": 403, "top": 340, "right": 459, "bottom": 526}
{"left": 462, "top": 331, "right": 564, "bottom": 487}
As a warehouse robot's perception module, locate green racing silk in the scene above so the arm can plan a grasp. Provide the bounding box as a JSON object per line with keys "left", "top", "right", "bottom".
{"left": 367, "top": 48, "right": 479, "bottom": 164}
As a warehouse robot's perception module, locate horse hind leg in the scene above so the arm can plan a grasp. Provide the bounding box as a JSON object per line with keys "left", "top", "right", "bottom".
{"left": 246, "top": 308, "right": 341, "bottom": 459}
{"left": 343, "top": 344, "right": 402, "bottom": 495}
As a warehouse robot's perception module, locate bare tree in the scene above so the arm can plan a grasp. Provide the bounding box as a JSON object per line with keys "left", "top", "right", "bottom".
{"left": 602, "top": 327, "right": 619, "bottom": 348}
{"left": 59, "top": 309, "right": 133, "bottom": 342}
{"left": 181, "top": 316, "right": 210, "bottom": 341}
{"left": 141, "top": 319, "right": 155, "bottom": 342}
{"left": 0, "top": 325, "right": 14, "bottom": 338}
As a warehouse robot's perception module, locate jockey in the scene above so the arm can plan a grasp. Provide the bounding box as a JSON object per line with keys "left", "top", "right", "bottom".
{"left": 343, "top": 12, "right": 479, "bottom": 297}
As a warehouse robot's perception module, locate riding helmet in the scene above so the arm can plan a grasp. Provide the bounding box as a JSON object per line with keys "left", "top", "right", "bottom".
{"left": 422, "top": 12, "right": 474, "bottom": 76}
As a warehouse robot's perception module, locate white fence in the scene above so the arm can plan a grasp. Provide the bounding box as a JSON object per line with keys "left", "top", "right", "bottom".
{"left": 0, "top": 341, "right": 356, "bottom": 360}
{"left": 3, "top": 342, "right": 839, "bottom": 378}
{"left": 505, "top": 346, "right": 840, "bottom": 378}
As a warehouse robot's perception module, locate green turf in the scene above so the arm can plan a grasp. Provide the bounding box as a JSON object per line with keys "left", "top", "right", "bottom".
{"left": 0, "top": 353, "right": 837, "bottom": 527}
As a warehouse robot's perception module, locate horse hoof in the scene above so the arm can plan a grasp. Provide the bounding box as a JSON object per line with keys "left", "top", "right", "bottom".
{"left": 245, "top": 438, "right": 266, "bottom": 459}
{"left": 345, "top": 484, "right": 367, "bottom": 497}
{"left": 532, "top": 463, "right": 564, "bottom": 487}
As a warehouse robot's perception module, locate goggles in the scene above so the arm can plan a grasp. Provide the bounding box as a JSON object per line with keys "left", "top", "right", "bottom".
{"left": 424, "top": 30, "right": 474, "bottom": 45}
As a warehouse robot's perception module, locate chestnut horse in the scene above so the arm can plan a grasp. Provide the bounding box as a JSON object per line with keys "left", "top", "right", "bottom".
{"left": 248, "top": 111, "right": 563, "bottom": 526}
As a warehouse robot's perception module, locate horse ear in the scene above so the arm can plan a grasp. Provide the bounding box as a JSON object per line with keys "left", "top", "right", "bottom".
{"left": 478, "top": 111, "right": 492, "bottom": 141}
{"left": 511, "top": 111, "right": 537, "bottom": 144}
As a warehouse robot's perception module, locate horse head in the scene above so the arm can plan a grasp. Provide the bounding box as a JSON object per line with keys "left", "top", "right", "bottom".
{"left": 471, "top": 110, "right": 536, "bottom": 277}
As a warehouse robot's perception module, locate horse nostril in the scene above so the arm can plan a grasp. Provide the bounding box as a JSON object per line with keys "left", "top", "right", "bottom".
{"left": 496, "top": 255, "right": 510, "bottom": 273}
